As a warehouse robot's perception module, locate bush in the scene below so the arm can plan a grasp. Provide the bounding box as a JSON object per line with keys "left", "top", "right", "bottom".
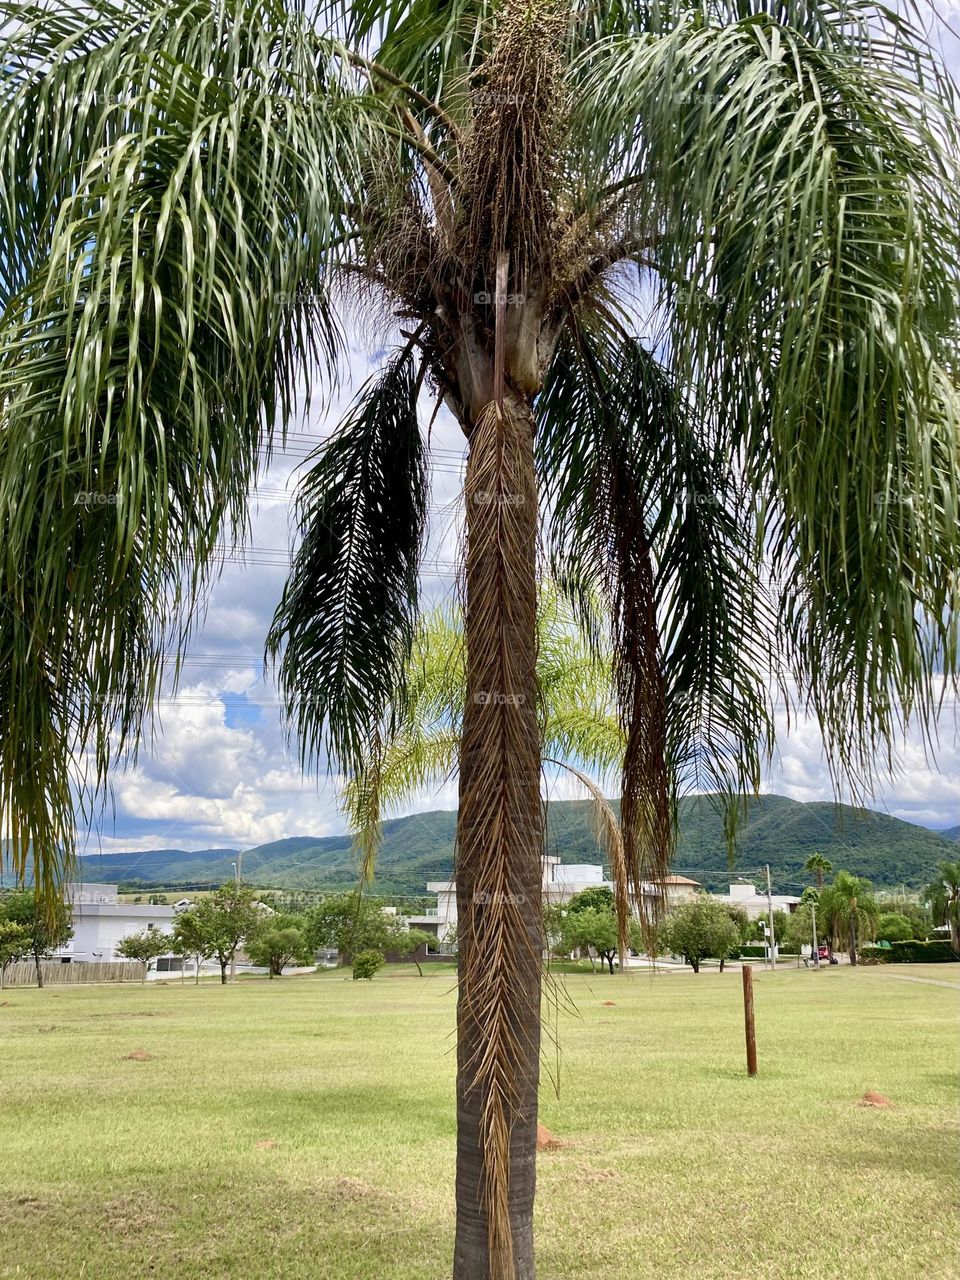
{"left": 886, "top": 939, "right": 958, "bottom": 964}
{"left": 739, "top": 944, "right": 767, "bottom": 958}
{"left": 352, "top": 949, "right": 385, "bottom": 980}
{"left": 876, "top": 912, "right": 915, "bottom": 944}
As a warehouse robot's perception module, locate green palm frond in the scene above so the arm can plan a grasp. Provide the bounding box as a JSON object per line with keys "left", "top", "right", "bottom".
{"left": 570, "top": 2, "right": 960, "bottom": 792}
{"left": 345, "top": 584, "right": 624, "bottom": 857}
{"left": 538, "top": 308, "right": 775, "bottom": 880}
{"left": 0, "top": 0, "right": 388, "bottom": 892}
{"left": 266, "top": 347, "right": 429, "bottom": 778}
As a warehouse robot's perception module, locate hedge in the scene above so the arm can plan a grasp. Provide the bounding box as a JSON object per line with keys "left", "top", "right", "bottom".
{"left": 864, "top": 939, "right": 958, "bottom": 964}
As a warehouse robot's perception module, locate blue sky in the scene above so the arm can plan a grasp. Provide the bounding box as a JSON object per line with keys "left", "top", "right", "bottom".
{"left": 79, "top": 5, "right": 960, "bottom": 856}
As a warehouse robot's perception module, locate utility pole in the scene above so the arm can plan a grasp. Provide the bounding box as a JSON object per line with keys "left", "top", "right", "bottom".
{"left": 811, "top": 899, "right": 819, "bottom": 969}
{"left": 229, "top": 852, "right": 243, "bottom": 983}
{"left": 765, "top": 864, "right": 776, "bottom": 972}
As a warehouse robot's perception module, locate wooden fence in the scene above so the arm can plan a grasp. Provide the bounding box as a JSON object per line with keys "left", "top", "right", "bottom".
{"left": 1, "top": 960, "right": 143, "bottom": 988}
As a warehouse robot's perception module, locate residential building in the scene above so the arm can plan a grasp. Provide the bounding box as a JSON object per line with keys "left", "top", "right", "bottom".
{"left": 407, "top": 856, "right": 694, "bottom": 942}
{"left": 711, "top": 880, "right": 801, "bottom": 916}
{"left": 55, "top": 883, "right": 177, "bottom": 964}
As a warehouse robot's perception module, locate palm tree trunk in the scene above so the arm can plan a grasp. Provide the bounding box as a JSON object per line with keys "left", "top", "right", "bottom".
{"left": 453, "top": 394, "right": 542, "bottom": 1280}
{"left": 848, "top": 917, "right": 858, "bottom": 966}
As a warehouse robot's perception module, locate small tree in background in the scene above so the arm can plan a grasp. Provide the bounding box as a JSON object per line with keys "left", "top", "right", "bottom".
{"left": 3, "top": 891, "right": 73, "bottom": 988}
{"left": 353, "top": 950, "right": 384, "bottom": 981}
{"left": 660, "top": 901, "right": 740, "bottom": 974}
{"left": 388, "top": 925, "right": 441, "bottom": 977}
{"left": 0, "top": 916, "right": 28, "bottom": 989}
{"left": 804, "top": 854, "right": 833, "bottom": 891}
{"left": 819, "top": 871, "right": 879, "bottom": 965}
{"left": 306, "top": 893, "right": 393, "bottom": 962}
{"left": 177, "top": 884, "right": 260, "bottom": 984}
{"left": 116, "top": 929, "right": 173, "bottom": 982}
{"left": 172, "top": 910, "right": 215, "bottom": 984}
{"left": 246, "top": 914, "right": 314, "bottom": 978}
{"left": 875, "top": 913, "right": 915, "bottom": 944}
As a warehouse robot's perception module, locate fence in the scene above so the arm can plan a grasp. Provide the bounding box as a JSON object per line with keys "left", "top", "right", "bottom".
{"left": 1, "top": 960, "right": 143, "bottom": 988}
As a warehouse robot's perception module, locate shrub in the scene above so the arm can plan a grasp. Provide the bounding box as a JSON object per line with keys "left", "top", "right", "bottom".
{"left": 886, "top": 939, "right": 958, "bottom": 964}
{"left": 876, "top": 912, "right": 915, "bottom": 944}
{"left": 352, "top": 949, "right": 385, "bottom": 980}
{"left": 739, "top": 944, "right": 767, "bottom": 958}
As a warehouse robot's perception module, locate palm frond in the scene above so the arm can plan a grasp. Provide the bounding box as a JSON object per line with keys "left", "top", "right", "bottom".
{"left": 267, "top": 346, "right": 429, "bottom": 780}
{"left": 0, "top": 0, "right": 384, "bottom": 894}
{"left": 570, "top": 1, "right": 960, "bottom": 794}
{"left": 538, "top": 309, "right": 775, "bottom": 906}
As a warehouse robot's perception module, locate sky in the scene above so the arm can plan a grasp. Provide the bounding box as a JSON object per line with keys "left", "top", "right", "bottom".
{"left": 79, "top": 4, "right": 960, "bottom": 858}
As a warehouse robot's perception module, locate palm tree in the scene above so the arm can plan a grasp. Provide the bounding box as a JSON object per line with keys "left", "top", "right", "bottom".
{"left": 819, "top": 871, "right": 879, "bottom": 964}
{"left": 804, "top": 854, "right": 833, "bottom": 892}
{"left": 923, "top": 861, "right": 960, "bottom": 955}
{"left": 2, "top": 2, "right": 960, "bottom": 1275}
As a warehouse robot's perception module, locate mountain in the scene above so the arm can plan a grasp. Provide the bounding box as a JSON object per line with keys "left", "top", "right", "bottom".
{"left": 940, "top": 824, "right": 960, "bottom": 843}
{"left": 24, "top": 793, "right": 956, "bottom": 896}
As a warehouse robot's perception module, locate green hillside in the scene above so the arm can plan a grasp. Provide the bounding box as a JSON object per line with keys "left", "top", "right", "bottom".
{"left": 53, "top": 793, "right": 959, "bottom": 896}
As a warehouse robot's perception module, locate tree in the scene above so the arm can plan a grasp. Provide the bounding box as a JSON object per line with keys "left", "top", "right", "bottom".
{"left": 246, "top": 914, "right": 315, "bottom": 978}
{"left": 3, "top": 892, "right": 73, "bottom": 988}
{"left": 875, "top": 913, "right": 915, "bottom": 944}
{"left": 174, "top": 885, "right": 259, "bottom": 985}
{"left": 804, "top": 854, "right": 833, "bottom": 892}
{"left": 0, "top": 917, "right": 28, "bottom": 989}
{"left": 3, "top": 4, "right": 960, "bottom": 1275}
{"left": 115, "top": 929, "right": 173, "bottom": 982}
{"left": 353, "top": 950, "right": 385, "bottom": 981}
{"left": 560, "top": 906, "right": 643, "bottom": 975}
{"left": 819, "top": 872, "right": 879, "bottom": 965}
{"left": 171, "top": 910, "right": 215, "bottom": 986}
{"left": 923, "top": 862, "right": 960, "bottom": 955}
{"left": 306, "top": 894, "right": 394, "bottom": 961}
{"left": 783, "top": 900, "right": 817, "bottom": 958}
{"left": 389, "top": 925, "right": 442, "bottom": 977}
{"left": 660, "top": 901, "right": 741, "bottom": 974}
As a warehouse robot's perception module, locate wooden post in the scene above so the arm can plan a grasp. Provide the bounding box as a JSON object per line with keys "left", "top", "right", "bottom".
{"left": 742, "top": 964, "right": 758, "bottom": 1077}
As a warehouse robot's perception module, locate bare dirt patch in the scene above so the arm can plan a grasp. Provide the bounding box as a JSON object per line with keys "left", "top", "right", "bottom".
{"left": 858, "top": 1091, "right": 894, "bottom": 1108}
{"left": 537, "top": 1123, "right": 566, "bottom": 1151}
{"left": 122, "top": 1049, "right": 153, "bottom": 1061}
{"left": 255, "top": 1139, "right": 279, "bottom": 1149}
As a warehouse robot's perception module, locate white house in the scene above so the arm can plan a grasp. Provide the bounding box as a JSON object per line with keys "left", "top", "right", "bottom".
{"left": 710, "top": 880, "right": 801, "bottom": 916}
{"left": 407, "top": 856, "right": 698, "bottom": 943}
{"left": 55, "top": 883, "right": 177, "bottom": 964}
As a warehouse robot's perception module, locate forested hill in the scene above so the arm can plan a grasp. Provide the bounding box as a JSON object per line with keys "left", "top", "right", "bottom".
{"left": 21, "top": 793, "right": 955, "bottom": 896}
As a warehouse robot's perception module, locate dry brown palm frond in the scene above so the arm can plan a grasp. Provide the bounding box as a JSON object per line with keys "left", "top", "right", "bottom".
{"left": 458, "top": 395, "right": 541, "bottom": 1278}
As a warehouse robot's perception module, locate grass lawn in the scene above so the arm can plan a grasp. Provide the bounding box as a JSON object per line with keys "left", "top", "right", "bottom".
{"left": 0, "top": 963, "right": 957, "bottom": 1280}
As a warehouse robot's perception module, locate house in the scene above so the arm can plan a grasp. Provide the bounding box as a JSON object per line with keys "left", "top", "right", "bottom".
{"left": 710, "top": 880, "right": 802, "bottom": 916}
{"left": 652, "top": 874, "right": 702, "bottom": 905}
{"left": 408, "top": 855, "right": 680, "bottom": 943}
{"left": 55, "top": 883, "right": 178, "bottom": 964}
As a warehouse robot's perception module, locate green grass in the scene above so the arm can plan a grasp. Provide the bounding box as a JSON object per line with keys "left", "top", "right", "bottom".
{"left": 0, "top": 964, "right": 957, "bottom": 1279}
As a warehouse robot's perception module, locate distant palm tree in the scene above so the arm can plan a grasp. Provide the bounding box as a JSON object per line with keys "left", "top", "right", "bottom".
{"left": 2, "top": 2, "right": 960, "bottom": 1275}
{"left": 804, "top": 854, "right": 833, "bottom": 892}
{"left": 819, "top": 871, "right": 879, "bottom": 965}
{"left": 923, "top": 861, "right": 960, "bottom": 955}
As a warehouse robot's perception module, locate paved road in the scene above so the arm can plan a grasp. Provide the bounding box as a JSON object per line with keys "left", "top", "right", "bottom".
{"left": 883, "top": 973, "right": 960, "bottom": 991}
